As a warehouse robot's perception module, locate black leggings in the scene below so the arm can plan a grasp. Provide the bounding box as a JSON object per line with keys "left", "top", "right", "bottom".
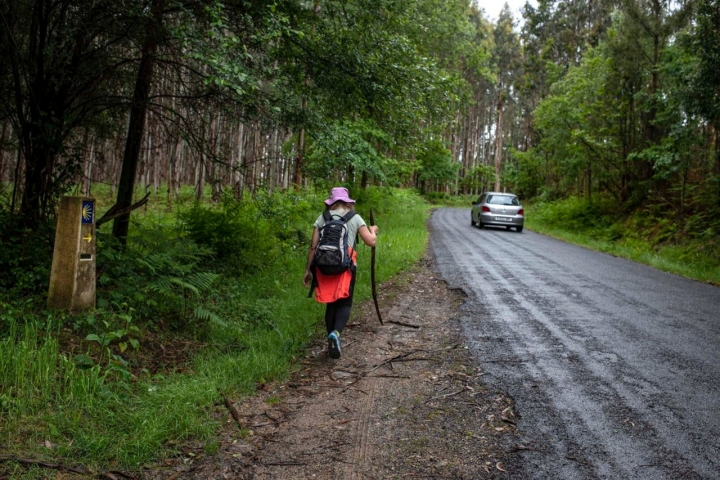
{"left": 324, "top": 269, "right": 356, "bottom": 335}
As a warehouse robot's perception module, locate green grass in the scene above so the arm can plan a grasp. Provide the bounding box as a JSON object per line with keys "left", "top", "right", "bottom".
{"left": 525, "top": 197, "right": 720, "bottom": 286}
{"left": 0, "top": 185, "right": 431, "bottom": 472}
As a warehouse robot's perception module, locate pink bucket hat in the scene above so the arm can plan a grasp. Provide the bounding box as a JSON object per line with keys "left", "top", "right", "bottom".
{"left": 324, "top": 187, "right": 355, "bottom": 205}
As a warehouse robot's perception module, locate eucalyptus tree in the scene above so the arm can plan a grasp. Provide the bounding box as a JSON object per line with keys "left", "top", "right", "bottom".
{"left": 279, "top": 0, "right": 477, "bottom": 188}
{"left": 0, "top": 0, "right": 141, "bottom": 227}
{"left": 609, "top": 0, "right": 694, "bottom": 189}
{"left": 453, "top": 4, "right": 494, "bottom": 193}
{"left": 0, "top": 0, "right": 290, "bottom": 232}
{"left": 490, "top": 5, "right": 523, "bottom": 191}
{"left": 111, "top": 0, "right": 290, "bottom": 241}
{"left": 533, "top": 47, "right": 623, "bottom": 200}
{"left": 683, "top": 0, "right": 720, "bottom": 202}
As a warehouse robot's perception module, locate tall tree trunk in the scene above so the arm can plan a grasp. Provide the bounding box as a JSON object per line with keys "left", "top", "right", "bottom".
{"left": 268, "top": 127, "right": 277, "bottom": 193}
{"left": 234, "top": 123, "right": 244, "bottom": 198}
{"left": 0, "top": 123, "right": 7, "bottom": 183}
{"left": 152, "top": 124, "right": 160, "bottom": 196}
{"left": 167, "top": 144, "right": 175, "bottom": 212}
{"left": 715, "top": 121, "right": 720, "bottom": 205}
{"left": 112, "top": 0, "right": 165, "bottom": 243}
{"left": 196, "top": 156, "right": 206, "bottom": 201}
{"left": 493, "top": 93, "right": 505, "bottom": 192}
{"left": 11, "top": 149, "right": 23, "bottom": 213}
{"left": 84, "top": 137, "right": 94, "bottom": 197}
{"left": 12, "top": 0, "right": 53, "bottom": 226}
{"left": 292, "top": 0, "right": 321, "bottom": 187}
{"left": 293, "top": 110, "right": 306, "bottom": 186}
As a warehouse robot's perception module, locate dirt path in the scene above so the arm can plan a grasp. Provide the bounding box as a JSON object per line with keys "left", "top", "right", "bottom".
{"left": 153, "top": 256, "right": 517, "bottom": 479}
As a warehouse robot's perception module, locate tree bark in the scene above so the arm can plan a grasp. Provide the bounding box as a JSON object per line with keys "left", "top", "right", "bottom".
{"left": 715, "top": 121, "right": 720, "bottom": 205}
{"left": 11, "top": 149, "right": 23, "bottom": 213}
{"left": 0, "top": 123, "right": 7, "bottom": 183}
{"left": 493, "top": 93, "right": 505, "bottom": 192}
{"left": 112, "top": 0, "right": 165, "bottom": 243}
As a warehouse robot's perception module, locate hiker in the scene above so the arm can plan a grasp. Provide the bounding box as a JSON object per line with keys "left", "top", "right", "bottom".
{"left": 303, "top": 187, "right": 379, "bottom": 359}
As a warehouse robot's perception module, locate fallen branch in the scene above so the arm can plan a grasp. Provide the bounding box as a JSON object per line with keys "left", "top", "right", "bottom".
{"left": 100, "top": 473, "right": 121, "bottom": 480}
{"left": 223, "top": 396, "right": 243, "bottom": 428}
{"left": 387, "top": 320, "right": 420, "bottom": 329}
{"left": 427, "top": 388, "right": 466, "bottom": 402}
{"left": 342, "top": 349, "right": 425, "bottom": 392}
{"left": 104, "top": 472, "right": 137, "bottom": 480}
{"left": 95, "top": 192, "right": 152, "bottom": 228}
{"left": 509, "top": 445, "right": 546, "bottom": 453}
{"left": 257, "top": 433, "right": 283, "bottom": 444}
{"left": 480, "top": 359, "right": 526, "bottom": 364}
{"left": 0, "top": 454, "right": 86, "bottom": 475}
{"left": 336, "top": 418, "right": 361, "bottom": 425}
{"left": 388, "top": 357, "right": 433, "bottom": 363}
{"left": 565, "top": 455, "right": 593, "bottom": 466}
{"left": 501, "top": 416, "right": 517, "bottom": 426}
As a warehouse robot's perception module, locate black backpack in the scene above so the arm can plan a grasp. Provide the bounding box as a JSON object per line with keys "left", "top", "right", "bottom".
{"left": 312, "top": 210, "right": 357, "bottom": 276}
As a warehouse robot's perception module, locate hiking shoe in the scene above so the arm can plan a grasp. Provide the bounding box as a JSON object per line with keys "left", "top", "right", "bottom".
{"left": 327, "top": 331, "right": 341, "bottom": 359}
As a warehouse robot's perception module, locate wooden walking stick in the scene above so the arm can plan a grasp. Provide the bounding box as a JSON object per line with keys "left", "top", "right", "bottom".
{"left": 369, "top": 208, "right": 383, "bottom": 325}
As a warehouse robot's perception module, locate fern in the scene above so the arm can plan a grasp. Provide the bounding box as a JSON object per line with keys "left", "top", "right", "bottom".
{"left": 169, "top": 277, "right": 200, "bottom": 297}
{"left": 96, "top": 217, "right": 224, "bottom": 328}
{"left": 193, "top": 306, "right": 227, "bottom": 327}
{"left": 186, "top": 272, "right": 220, "bottom": 292}
{"left": 148, "top": 272, "right": 220, "bottom": 299}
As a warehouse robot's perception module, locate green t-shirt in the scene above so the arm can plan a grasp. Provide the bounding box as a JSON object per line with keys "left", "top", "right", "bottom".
{"left": 313, "top": 208, "right": 366, "bottom": 248}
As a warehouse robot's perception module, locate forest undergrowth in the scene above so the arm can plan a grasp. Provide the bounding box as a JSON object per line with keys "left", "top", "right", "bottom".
{"left": 0, "top": 186, "right": 430, "bottom": 475}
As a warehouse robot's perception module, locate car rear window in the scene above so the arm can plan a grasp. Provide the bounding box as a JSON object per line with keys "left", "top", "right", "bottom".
{"left": 487, "top": 195, "right": 519, "bottom": 206}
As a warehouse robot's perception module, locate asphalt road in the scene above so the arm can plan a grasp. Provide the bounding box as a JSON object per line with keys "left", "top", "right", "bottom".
{"left": 428, "top": 208, "right": 720, "bottom": 480}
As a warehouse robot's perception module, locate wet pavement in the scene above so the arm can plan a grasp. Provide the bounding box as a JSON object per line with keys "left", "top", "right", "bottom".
{"left": 429, "top": 208, "right": 720, "bottom": 480}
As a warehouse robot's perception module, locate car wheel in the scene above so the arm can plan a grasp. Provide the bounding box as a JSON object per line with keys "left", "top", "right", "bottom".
{"left": 516, "top": 226, "right": 523, "bottom": 233}
{"left": 478, "top": 222, "right": 484, "bottom": 229}
{"left": 471, "top": 215, "right": 476, "bottom": 226}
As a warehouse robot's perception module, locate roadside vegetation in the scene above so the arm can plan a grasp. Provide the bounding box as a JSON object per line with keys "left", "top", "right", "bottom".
{"left": 525, "top": 196, "right": 720, "bottom": 286}
{"left": 0, "top": 186, "right": 429, "bottom": 473}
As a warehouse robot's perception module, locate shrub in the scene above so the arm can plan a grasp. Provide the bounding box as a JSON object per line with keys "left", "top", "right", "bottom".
{"left": 530, "top": 195, "right": 618, "bottom": 235}
{"left": 182, "top": 195, "right": 281, "bottom": 273}
{"left": 182, "top": 190, "right": 321, "bottom": 272}
{"left": 96, "top": 224, "right": 220, "bottom": 331}
{"left": 0, "top": 210, "right": 55, "bottom": 299}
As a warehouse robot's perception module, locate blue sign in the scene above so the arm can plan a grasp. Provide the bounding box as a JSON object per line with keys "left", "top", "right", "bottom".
{"left": 81, "top": 201, "right": 94, "bottom": 224}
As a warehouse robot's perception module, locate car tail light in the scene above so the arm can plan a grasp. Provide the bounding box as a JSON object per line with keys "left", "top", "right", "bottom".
{"left": 518, "top": 209, "right": 524, "bottom": 215}
{"left": 481, "top": 206, "right": 490, "bottom": 212}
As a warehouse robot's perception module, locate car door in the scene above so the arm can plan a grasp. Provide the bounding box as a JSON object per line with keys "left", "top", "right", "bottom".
{"left": 472, "top": 194, "right": 485, "bottom": 222}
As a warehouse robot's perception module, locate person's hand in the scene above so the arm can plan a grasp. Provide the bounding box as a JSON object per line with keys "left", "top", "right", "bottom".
{"left": 369, "top": 225, "right": 379, "bottom": 235}
{"left": 303, "top": 270, "right": 313, "bottom": 288}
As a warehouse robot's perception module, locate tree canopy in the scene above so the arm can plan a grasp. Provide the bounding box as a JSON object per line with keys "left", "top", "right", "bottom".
{"left": 1, "top": 0, "right": 719, "bottom": 231}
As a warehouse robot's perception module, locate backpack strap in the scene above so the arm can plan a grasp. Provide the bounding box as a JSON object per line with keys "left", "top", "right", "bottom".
{"left": 342, "top": 210, "right": 357, "bottom": 260}
{"left": 322, "top": 210, "right": 333, "bottom": 222}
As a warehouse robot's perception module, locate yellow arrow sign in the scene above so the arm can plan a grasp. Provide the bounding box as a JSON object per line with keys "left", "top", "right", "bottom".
{"left": 83, "top": 233, "right": 92, "bottom": 243}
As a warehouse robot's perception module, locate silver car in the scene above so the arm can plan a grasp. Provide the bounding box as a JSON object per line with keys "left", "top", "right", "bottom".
{"left": 470, "top": 192, "right": 524, "bottom": 232}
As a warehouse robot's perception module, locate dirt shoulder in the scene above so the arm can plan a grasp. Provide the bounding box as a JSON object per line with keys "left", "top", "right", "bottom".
{"left": 152, "top": 255, "right": 518, "bottom": 479}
